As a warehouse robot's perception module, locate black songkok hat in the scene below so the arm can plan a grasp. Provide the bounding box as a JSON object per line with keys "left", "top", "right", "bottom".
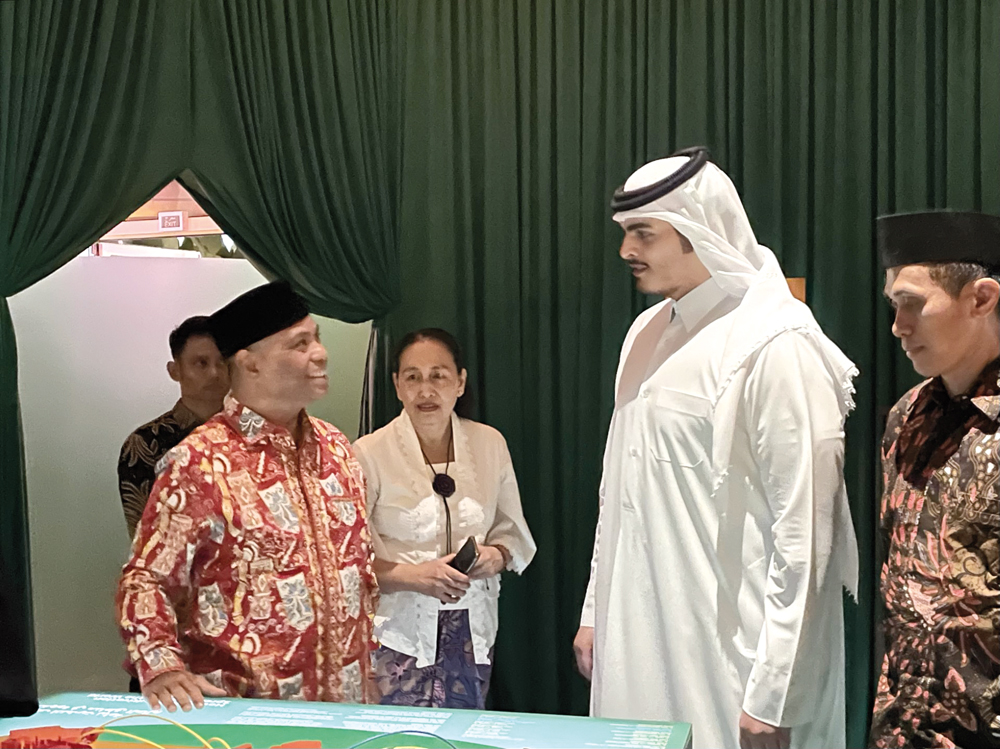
{"left": 209, "top": 281, "right": 310, "bottom": 358}
{"left": 877, "top": 211, "right": 1000, "bottom": 270}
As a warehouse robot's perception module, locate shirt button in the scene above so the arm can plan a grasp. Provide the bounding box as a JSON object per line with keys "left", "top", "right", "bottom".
{"left": 629, "top": 447, "right": 638, "bottom": 457}
{"left": 640, "top": 389, "right": 650, "bottom": 399}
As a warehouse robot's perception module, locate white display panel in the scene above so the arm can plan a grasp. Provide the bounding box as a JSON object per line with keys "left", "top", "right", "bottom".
{"left": 9, "top": 256, "right": 370, "bottom": 694}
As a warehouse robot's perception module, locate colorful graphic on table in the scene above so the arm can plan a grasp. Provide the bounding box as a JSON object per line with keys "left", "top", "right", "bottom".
{"left": 0, "top": 693, "right": 692, "bottom": 748}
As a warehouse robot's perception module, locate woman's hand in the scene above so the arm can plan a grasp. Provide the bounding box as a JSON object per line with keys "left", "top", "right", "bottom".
{"left": 468, "top": 545, "right": 505, "bottom": 579}
{"left": 404, "top": 555, "right": 471, "bottom": 604}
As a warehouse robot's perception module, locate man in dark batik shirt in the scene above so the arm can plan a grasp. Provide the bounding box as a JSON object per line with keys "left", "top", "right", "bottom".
{"left": 873, "top": 211, "right": 1000, "bottom": 749}
{"left": 118, "top": 316, "right": 229, "bottom": 539}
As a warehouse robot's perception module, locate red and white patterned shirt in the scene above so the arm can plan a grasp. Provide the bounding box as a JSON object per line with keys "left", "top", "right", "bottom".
{"left": 117, "top": 397, "right": 379, "bottom": 703}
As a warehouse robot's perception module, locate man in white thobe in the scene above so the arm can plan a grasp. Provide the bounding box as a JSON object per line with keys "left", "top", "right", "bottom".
{"left": 573, "top": 148, "right": 860, "bottom": 749}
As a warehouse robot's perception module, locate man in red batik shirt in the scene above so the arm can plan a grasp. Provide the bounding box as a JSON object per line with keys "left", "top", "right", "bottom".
{"left": 117, "top": 281, "right": 379, "bottom": 711}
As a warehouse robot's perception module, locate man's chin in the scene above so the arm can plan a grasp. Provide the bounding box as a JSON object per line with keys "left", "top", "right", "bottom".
{"left": 633, "top": 278, "right": 658, "bottom": 296}
{"left": 908, "top": 356, "right": 938, "bottom": 379}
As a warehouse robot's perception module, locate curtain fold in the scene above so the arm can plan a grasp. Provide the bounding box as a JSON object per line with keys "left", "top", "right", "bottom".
{"left": 0, "top": 0, "right": 191, "bottom": 716}
{"left": 0, "top": 0, "right": 402, "bottom": 716}
{"left": 0, "top": 298, "right": 32, "bottom": 717}
{"left": 183, "top": 0, "right": 400, "bottom": 323}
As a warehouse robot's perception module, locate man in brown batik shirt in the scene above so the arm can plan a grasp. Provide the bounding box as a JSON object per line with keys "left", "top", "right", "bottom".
{"left": 873, "top": 211, "right": 1000, "bottom": 749}
{"left": 118, "top": 315, "right": 229, "bottom": 539}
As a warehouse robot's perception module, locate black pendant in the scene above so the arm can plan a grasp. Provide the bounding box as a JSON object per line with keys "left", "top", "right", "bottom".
{"left": 433, "top": 473, "right": 456, "bottom": 498}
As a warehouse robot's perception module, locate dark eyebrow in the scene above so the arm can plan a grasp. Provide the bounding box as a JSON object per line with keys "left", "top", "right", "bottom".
{"left": 625, "top": 222, "right": 653, "bottom": 233}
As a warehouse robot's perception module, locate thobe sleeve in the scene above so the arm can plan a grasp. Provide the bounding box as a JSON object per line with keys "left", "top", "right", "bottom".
{"left": 484, "top": 436, "right": 537, "bottom": 573}
{"left": 741, "top": 332, "right": 847, "bottom": 727}
{"left": 581, "top": 318, "right": 644, "bottom": 629}
{"left": 116, "top": 446, "right": 214, "bottom": 687}
{"left": 352, "top": 440, "right": 390, "bottom": 560}
{"left": 579, "top": 476, "right": 604, "bottom": 628}
{"left": 581, "top": 405, "right": 620, "bottom": 629}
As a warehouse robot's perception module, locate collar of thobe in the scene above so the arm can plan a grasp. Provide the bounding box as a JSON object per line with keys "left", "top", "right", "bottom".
{"left": 393, "top": 410, "right": 481, "bottom": 509}
{"left": 613, "top": 159, "right": 857, "bottom": 418}
{"left": 669, "top": 277, "right": 728, "bottom": 332}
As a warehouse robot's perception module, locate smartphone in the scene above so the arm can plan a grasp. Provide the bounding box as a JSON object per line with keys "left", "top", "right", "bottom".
{"left": 448, "top": 536, "right": 480, "bottom": 575}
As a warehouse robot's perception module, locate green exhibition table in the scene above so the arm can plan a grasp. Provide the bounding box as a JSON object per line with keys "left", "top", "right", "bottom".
{"left": 0, "top": 692, "right": 692, "bottom": 748}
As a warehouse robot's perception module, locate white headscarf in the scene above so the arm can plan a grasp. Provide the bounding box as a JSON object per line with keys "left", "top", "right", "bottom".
{"left": 615, "top": 156, "right": 860, "bottom": 596}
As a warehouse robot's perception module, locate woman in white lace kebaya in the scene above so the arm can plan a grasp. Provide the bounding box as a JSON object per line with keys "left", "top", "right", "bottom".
{"left": 353, "top": 329, "right": 536, "bottom": 709}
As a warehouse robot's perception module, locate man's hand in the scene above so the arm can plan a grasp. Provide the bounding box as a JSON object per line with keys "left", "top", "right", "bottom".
{"left": 738, "top": 711, "right": 790, "bottom": 749}
{"left": 468, "top": 545, "right": 505, "bottom": 579}
{"left": 573, "top": 626, "right": 595, "bottom": 681}
{"left": 142, "top": 671, "right": 227, "bottom": 712}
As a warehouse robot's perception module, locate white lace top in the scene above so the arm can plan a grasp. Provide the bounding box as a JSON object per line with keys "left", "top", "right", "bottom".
{"left": 353, "top": 411, "right": 536, "bottom": 667}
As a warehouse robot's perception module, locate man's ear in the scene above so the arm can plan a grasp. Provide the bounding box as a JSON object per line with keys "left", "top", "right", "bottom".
{"left": 970, "top": 277, "right": 1000, "bottom": 319}
{"left": 167, "top": 360, "right": 180, "bottom": 383}
{"left": 234, "top": 348, "right": 257, "bottom": 376}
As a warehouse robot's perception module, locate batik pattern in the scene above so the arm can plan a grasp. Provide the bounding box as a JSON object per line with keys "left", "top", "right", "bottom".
{"left": 118, "top": 401, "right": 202, "bottom": 538}
{"left": 118, "top": 397, "right": 380, "bottom": 703}
{"left": 373, "top": 610, "right": 493, "bottom": 709}
{"left": 871, "top": 366, "right": 1000, "bottom": 749}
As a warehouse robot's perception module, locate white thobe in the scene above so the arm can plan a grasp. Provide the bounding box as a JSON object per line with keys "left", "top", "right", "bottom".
{"left": 582, "top": 277, "right": 849, "bottom": 749}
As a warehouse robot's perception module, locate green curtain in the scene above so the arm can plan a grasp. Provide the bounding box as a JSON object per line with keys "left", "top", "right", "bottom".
{"left": 181, "top": 0, "right": 400, "bottom": 323}
{"left": 370, "top": 2, "right": 1000, "bottom": 746}
{"left": 0, "top": 0, "right": 191, "bottom": 716}
{"left": 0, "top": 0, "right": 402, "bottom": 715}
{"left": 2, "top": 1, "right": 998, "bottom": 743}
